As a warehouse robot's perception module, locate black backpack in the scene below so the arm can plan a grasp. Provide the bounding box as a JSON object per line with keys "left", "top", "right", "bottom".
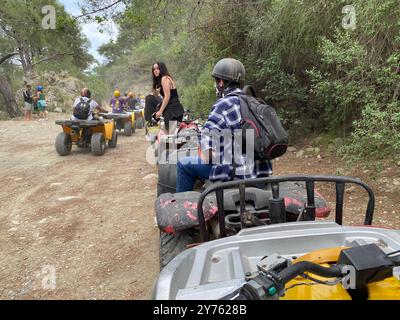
{"left": 73, "top": 98, "right": 91, "bottom": 120}
{"left": 230, "top": 90, "right": 288, "bottom": 160}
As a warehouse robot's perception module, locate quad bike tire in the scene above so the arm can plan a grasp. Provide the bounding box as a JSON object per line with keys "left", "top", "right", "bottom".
{"left": 124, "top": 121, "right": 133, "bottom": 136}
{"left": 108, "top": 130, "right": 118, "bottom": 148}
{"left": 157, "top": 163, "right": 177, "bottom": 196}
{"left": 135, "top": 117, "right": 144, "bottom": 129}
{"left": 91, "top": 133, "right": 106, "bottom": 156}
{"left": 55, "top": 132, "right": 72, "bottom": 156}
{"left": 159, "top": 230, "right": 196, "bottom": 270}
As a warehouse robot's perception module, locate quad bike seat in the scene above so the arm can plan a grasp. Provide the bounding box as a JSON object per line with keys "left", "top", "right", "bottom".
{"left": 155, "top": 192, "right": 217, "bottom": 233}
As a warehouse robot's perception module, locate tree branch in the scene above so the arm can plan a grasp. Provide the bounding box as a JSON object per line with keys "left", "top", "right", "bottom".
{"left": 32, "top": 53, "right": 74, "bottom": 66}
{"left": 73, "top": 0, "right": 124, "bottom": 20}
{"left": 0, "top": 52, "right": 18, "bottom": 65}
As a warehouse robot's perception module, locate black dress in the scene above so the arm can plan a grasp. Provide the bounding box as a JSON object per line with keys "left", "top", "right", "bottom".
{"left": 159, "top": 87, "right": 184, "bottom": 129}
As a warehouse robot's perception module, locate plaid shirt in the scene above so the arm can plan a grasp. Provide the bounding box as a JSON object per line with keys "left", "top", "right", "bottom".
{"left": 200, "top": 88, "right": 273, "bottom": 182}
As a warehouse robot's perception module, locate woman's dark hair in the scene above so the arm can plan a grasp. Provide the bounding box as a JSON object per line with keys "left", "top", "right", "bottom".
{"left": 152, "top": 62, "right": 172, "bottom": 90}
{"left": 85, "top": 89, "right": 91, "bottom": 98}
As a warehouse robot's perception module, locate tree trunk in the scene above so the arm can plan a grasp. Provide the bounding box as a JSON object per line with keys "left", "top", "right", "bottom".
{"left": 0, "top": 73, "right": 22, "bottom": 118}
{"left": 18, "top": 48, "right": 34, "bottom": 78}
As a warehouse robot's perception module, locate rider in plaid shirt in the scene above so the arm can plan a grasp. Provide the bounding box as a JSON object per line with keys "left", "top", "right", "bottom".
{"left": 176, "top": 58, "right": 272, "bottom": 192}
{"left": 199, "top": 87, "right": 272, "bottom": 181}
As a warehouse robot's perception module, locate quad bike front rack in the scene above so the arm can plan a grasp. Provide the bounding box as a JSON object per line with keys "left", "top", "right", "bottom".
{"left": 197, "top": 175, "right": 375, "bottom": 242}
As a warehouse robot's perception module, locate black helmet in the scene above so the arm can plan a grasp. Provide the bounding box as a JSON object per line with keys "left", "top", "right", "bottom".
{"left": 211, "top": 58, "right": 245, "bottom": 84}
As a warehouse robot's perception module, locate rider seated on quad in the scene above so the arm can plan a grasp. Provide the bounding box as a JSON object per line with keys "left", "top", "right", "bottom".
{"left": 176, "top": 58, "right": 273, "bottom": 192}
{"left": 71, "top": 88, "right": 108, "bottom": 121}
{"left": 110, "top": 90, "right": 127, "bottom": 113}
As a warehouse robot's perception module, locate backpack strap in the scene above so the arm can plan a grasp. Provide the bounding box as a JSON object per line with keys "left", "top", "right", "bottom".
{"left": 242, "top": 85, "right": 257, "bottom": 98}
{"left": 227, "top": 91, "right": 251, "bottom": 123}
{"left": 224, "top": 91, "right": 251, "bottom": 180}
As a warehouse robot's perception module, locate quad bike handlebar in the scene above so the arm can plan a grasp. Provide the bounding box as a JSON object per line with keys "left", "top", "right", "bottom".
{"left": 225, "top": 247, "right": 400, "bottom": 300}
{"left": 197, "top": 175, "right": 375, "bottom": 242}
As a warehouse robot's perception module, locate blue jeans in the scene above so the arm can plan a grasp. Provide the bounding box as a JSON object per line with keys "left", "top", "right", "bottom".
{"left": 177, "top": 156, "right": 212, "bottom": 192}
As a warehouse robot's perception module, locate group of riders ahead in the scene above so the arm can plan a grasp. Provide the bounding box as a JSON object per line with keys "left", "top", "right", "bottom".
{"left": 110, "top": 90, "right": 145, "bottom": 113}
{"left": 68, "top": 58, "right": 287, "bottom": 194}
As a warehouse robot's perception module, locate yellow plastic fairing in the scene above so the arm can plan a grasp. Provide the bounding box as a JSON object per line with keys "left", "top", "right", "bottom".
{"left": 90, "top": 120, "right": 114, "bottom": 140}
{"left": 280, "top": 247, "right": 400, "bottom": 300}
{"left": 368, "top": 277, "right": 400, "bottom": 300}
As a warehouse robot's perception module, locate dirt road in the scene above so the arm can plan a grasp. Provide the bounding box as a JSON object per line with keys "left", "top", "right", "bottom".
{"left": 0, "top": 113, "right": 159, "bottom": 299}
{"left": 0, "top": 113, "right": 399, "bottom": 300}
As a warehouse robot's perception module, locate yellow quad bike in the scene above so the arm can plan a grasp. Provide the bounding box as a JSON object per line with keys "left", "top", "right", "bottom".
{"left": 99, "top": 112, "right": 135, "bottom": 136}
{"left": 55, "top": 119, "right": 117, "bottom": 156}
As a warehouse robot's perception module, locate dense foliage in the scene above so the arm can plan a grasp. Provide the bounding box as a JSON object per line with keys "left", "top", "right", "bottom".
{"left": 1, "top": 0, "right": 399, "bottom": 162}
{"left": 0, "top": 0, "right": 93, "bottom": 116}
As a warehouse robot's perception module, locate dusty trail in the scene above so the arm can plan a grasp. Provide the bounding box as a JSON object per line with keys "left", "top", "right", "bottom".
{"left": 0, "top": 114, "right": 398, "bottom": 299}
{"left": 0, "top": 113, "right": 159, "bottom": 299}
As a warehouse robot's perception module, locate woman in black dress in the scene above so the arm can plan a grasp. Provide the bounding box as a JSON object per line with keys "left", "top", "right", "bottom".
{"left": 152, "top": 62, "right": 184, "bottom": 130}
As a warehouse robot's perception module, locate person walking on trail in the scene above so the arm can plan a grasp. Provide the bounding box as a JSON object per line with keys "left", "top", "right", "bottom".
{"left": 23, "top": 84, "right": 33, "bottom": 121}
{"left": 176, "top": 58, "right": 273, "bottom": 193}
{"left": 72, "top": 88, "right": 107, "bottom": 121}
{"left": 152, "top": 62, "right": 184, "bottom": 130}
{"left": 110, "top": 90, "right": 126, "bottom": 113}
{"left": 35, "top": 85, "right": 48, "bottom": 121}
